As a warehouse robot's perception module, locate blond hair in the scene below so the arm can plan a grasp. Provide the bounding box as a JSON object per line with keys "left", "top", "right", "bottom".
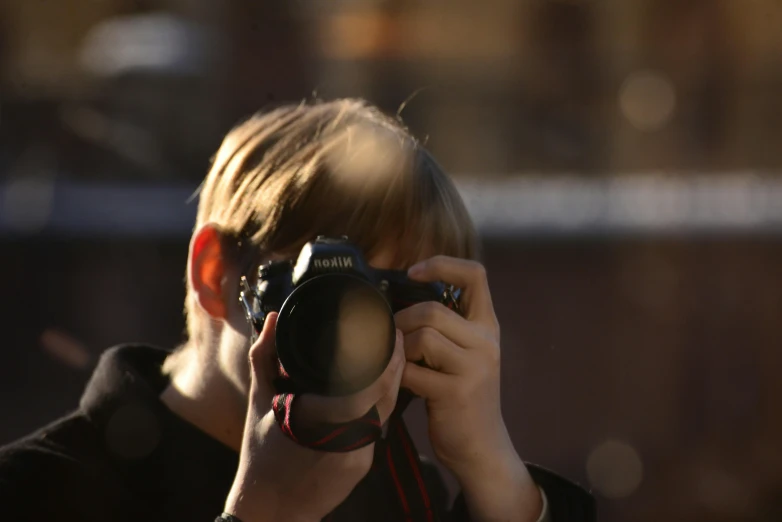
{"left": 179, "top": 98, "right": 478, "bottom": 356}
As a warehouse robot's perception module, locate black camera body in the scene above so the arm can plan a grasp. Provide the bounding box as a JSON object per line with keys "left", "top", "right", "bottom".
{"left": 240, "top": 236, "right": 459, "bottom": 396}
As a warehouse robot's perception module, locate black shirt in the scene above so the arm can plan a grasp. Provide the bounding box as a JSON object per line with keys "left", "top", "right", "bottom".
{"left": 0, "top": 345, "right": 595, "bottom": 521}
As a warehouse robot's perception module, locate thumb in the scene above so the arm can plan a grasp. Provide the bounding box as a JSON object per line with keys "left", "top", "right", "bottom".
{"left": 294, "top": 329, "right": 405, "bottom": 427}
{"left": 375, "top": 328, "right": 405, "bottom": 424}
{"left": 248, "top": 312, "right": 279, "bottom": 403}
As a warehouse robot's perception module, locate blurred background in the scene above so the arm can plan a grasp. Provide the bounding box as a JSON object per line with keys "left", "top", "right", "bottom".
{"left": 2, "top": 0, "right": 782, "bottom": 520}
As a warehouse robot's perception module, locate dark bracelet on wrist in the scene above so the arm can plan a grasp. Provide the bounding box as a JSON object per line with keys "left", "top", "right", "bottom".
{"left": 215, "top": 513, "right": 243, "bottom": 522}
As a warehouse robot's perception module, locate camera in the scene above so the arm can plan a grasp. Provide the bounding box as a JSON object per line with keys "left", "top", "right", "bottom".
{"left": 239, "top": 236, "right": 460, "bottom": 396}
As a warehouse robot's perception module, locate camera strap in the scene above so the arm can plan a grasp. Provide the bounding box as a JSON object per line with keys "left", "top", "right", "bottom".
{"left": 272, "top": 366, "right": 439, "bottom": 522}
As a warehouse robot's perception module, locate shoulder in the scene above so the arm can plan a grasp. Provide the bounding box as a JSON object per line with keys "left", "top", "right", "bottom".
{"left": 0, "top": 412, "right": 132, "bottom": 521}
{"left": 0, "top": 412, "right": 88, "bottom": 480}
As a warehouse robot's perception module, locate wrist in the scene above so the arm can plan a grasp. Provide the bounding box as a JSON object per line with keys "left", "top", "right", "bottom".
{"left": 445, "top": 425, "right": 517, "bottom": 481}
{"left": 225, "top": 492, "right": 321, "bottom": 522}
{"left": 224, "top": 486, "right": 272, "bottom": 522}
{"left": 452, "top": 442, "right": 542, "bottom": 522}
{"left": 225, "top": 477, "right": 322, "bottom": 522}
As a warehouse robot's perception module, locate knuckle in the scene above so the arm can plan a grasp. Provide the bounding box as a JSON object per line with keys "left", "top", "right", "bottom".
{"left": 421, "top": 301, "right": 444, "bottom": 323}
{"left": 403, "top": 333, "right": 421, "bottom": 358}
{"left": 486, "top": 344, "right": 501, "bottom": 368}
{"left": 429, "top": 255, "right": 446, "bottom": 267}
{"left": 247, "top": 342, "right": 263, "bottom": 366}
{"left": 471, "top": 262, "right": 487, "bottom": 280}
{"left": 419, "top": 326, "right": 441, "bottom": 345}
{"left": 492, "top": 319, "right": 501, "bottom": 341}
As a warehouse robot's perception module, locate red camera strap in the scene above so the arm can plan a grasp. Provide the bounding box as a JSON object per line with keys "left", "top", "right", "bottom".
{"left": 272, "top": 366, "right": 438, "bottom": 522}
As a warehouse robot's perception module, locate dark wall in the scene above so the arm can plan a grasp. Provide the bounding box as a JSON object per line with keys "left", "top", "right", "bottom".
{"left": 2, "top": 236, "right": 781, "bottom": 521}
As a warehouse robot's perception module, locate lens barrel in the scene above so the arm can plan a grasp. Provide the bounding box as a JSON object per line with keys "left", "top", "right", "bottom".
{"left": 275, "top": 274, "right": 396, "bottom": 396}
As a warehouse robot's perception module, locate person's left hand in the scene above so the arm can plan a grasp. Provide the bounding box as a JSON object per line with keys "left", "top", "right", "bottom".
{"left": 395, "top": 256, "right": 542, "bottom": 521}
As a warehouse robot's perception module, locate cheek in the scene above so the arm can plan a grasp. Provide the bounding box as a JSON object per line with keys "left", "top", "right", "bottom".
{"left": 219, "top": 328, "right": 255, "bottom": 394}
{"left": 227, "top": 296, "right": 251, "bottom": 328}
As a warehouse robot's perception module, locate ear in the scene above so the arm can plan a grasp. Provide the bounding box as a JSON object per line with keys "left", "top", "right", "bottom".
{"left": 189, "top": 224, "right": 232, "bottom": 321}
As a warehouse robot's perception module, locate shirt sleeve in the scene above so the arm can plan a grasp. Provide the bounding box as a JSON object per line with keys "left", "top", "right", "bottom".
{"left": 536, "top": 486, "right": 552, "bottom": 522}
{"left": 447, "top": 485, "right": 549, "bottom": 522}
{"left": 445, "top": 464, "right": 596, "bottom": 522}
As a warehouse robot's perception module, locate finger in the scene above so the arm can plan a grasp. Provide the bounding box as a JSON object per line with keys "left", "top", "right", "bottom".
{"left": 295, "top": 330, "right": 404, "bottom": 426}
{"left": 400, "top": 361, "right": 454, "bottom": 403}
{"left": 407, "top": 256, "right": 497, "bottom": 327}
{"left": 395, "top": 301, "right": 489, "bottom": 350}
{"left": 247, "top": 312, "right": 279, "bottom": 402}
{"left": 402, "top": 326, "right": 470, "bottom": 375}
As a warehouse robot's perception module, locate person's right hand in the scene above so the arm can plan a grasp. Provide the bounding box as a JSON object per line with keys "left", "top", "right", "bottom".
{"left": 224, "top": 312, "right": 406, "bottom": 522}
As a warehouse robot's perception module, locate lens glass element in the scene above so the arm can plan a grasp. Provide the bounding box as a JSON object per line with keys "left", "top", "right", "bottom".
{"left": 277, "top": 274, "right": 395, "bottom": 396}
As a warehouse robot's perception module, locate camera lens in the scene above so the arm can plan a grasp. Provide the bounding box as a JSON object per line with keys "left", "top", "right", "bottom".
{"left": 275, "top": 274, "right": 395, "bottom": 396}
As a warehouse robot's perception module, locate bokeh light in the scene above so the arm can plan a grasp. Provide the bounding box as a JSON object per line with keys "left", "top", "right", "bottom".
{"left": 619, "top": 70, "right": 677, "bottom": 132}
{"left": 40, "top": 330, "right": 92, "bottom": 370}
{"left": 1, "top": 172, "right": 55, "bottom": 234}
{"left": 695, "top": 468, "right": 753, "bottom": 517}
{"left": 105, "top": 403, "right": 161, "bottom": 460}
{"left": 586, "top": 439, "right": 644, "bottom": 499}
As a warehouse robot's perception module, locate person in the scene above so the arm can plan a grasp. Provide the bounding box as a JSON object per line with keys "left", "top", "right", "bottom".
{"left": 0, "top": 99, "right": 595, "bottom": 521}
